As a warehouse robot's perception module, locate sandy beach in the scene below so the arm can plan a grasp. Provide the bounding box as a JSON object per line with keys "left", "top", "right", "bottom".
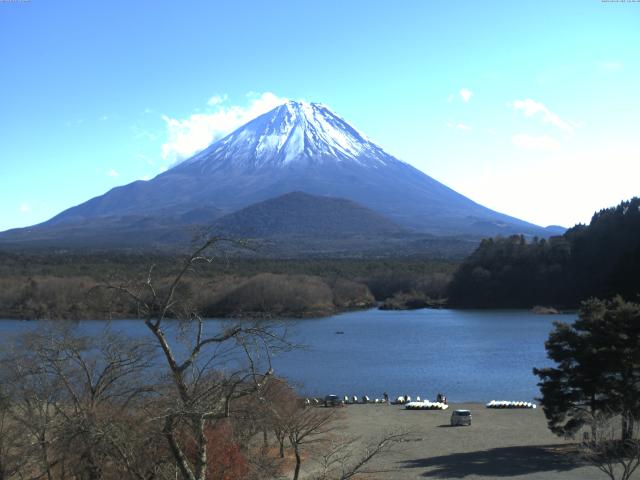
{"left": 326, "top": 403, "right": 605, "bottom": 480}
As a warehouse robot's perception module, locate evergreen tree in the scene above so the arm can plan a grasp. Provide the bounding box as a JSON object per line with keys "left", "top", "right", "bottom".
{"left": 534, "top": 297, "right": 640, "bottom": 440}
{"left": 448, "top": 197, "right": 640, "bottom": 308}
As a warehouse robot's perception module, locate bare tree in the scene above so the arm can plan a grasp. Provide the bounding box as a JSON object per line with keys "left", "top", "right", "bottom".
{"left": 0, "top": 345, "right": 63, "bottom": 480}
{"left": 258, "top": 378, "right": 300, "bottom": 459}
{"left": 0, "top": 389, "right": 28, "bottom": 480}
{"left": 581, "top": 412, "right": 640, "bottom": 480}
{"left": 285, "top": 405, "right": 338, "bottom": 480}
{"left": 0, "top": 323, "right": 169, "bottom": 480}
{"left": 103, "top": 237, "right": 289, "bottom": 480}
{"left": 311, "top": 431, "right": 406, "bottom": 480}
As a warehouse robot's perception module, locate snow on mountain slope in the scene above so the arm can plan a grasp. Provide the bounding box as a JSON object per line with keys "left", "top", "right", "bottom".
{"left": 179, "top": 101, "right": 398, "bottom": 171}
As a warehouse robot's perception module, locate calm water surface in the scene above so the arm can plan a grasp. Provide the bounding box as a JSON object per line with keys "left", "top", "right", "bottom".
{"left": 0, "top": 309, "right": 575, "bottom": 402}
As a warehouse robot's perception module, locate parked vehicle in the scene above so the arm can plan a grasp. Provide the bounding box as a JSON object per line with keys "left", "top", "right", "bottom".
{"left": 450, "top": 409, "right": 472, "bottom": 426}
{"left": 324, "top": 394, "right": 342, "bottom": 407}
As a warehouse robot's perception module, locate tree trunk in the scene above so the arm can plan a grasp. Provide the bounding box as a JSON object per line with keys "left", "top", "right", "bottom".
{"left": 40, "top": 429, "right": 54, "bottom": 480}
{"left": 293, "top": 445, "right": 301, "bottom": 480}
{"left": 194, "top": 417, "right": 208, "bottom": 480}
{"left": 622, "top": 411, "right": 633, "bottom": 442}
{"left": 79, "top": 450, "right": 102, "bottom": 480}
{"left": 163, "top": 417, "right": 196, "bottom": 480}
{"left": 590, "top": 398, "right": 598, "bottom": 441}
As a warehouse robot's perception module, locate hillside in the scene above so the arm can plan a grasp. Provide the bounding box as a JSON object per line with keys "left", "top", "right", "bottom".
{"left": 447, "top": 197, "right": 640, "bottom": 308}
{"left": 212, "top": 192, "right": 403, "bottom": 238}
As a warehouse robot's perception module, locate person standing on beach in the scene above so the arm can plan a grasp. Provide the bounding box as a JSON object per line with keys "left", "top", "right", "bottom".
{"left": 383, "top": 392, "right": 389, "bottom": 404}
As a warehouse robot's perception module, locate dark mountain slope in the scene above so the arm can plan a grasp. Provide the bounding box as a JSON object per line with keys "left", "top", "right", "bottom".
{"left": 213, "top": 192, "right": 404, "bottom": 238}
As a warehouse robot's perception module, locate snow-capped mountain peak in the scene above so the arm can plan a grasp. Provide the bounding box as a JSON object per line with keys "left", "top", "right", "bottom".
{"left": 180, "top": 100, "right": 397, "bottom": 171}
{"left": 12, "top": 99, "right": 552, "bottom": 242}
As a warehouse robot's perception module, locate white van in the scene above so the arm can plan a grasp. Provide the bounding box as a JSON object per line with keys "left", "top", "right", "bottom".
{"left": 450, "top": 409, "right": 472, "bottom": 426}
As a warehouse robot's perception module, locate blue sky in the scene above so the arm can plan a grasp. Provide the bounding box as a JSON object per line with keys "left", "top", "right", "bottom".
{"left": 1, "top": 0, "right": 638, "bottom": 231}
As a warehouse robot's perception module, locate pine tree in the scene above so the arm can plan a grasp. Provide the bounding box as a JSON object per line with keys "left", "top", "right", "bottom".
{"left": 534, "top": 297, "right": 640, "bottom": 440}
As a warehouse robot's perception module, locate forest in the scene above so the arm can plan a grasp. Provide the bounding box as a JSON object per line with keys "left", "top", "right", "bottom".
{"left": 3, "top": 197, "right": 639, "bottom": 318}
{"left": 447, "top": 197, "right": 640, "bottom": 308}
{"left": 0, "top": 251, "right": 455, "bottom": 320}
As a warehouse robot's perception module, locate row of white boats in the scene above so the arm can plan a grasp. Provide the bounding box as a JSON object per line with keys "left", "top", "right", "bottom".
{"left": 304, "top": 396, "right": 537, "bottom": 409}
{"left": 486, "top": 400, "right": 537, "bottom": 409}
{"left": 405, "top": 401, "right": 449, "bottom": 410}
{"left": 304, "top": 395, "right": 430, "bottom": 405}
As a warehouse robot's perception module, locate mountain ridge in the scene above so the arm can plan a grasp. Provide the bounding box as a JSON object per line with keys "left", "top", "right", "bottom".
{"left": 0, "top": 100, "right": 563, "bottom": 252}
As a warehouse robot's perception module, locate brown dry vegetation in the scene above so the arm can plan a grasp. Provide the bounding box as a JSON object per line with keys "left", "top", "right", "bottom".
{"left": 0, "top": 252, "right": 454, "bottom": 320}
{"left": 0, "top": 273, "right": 375, "bottom": 320}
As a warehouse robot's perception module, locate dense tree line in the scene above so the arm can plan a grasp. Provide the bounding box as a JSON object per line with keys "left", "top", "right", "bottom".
{"left": 0, "top": 252, "right": 454, "bottom": 319}
{"left": 448, "top": 197, "right": 640, "bottom": 308}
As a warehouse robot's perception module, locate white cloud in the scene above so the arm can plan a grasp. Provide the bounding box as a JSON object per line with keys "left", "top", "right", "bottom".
{"left": 599, "top": 60, "right": 624, "bottom": 71}
{"left": 445, "top": 121, "right": 471, "bottom": 131}
{"left": 207, "top": 94, "right": 228, "bottom": 106}
{"left": 107, "top": 169, "right": 119, "bottom": 177}
{"left": 161, "top": 92, "right": 288, "bottom": 163}
{"left": 459, "top": 88, "right": 473, "bottom": 102}
{"left": 512, "top": 98, "right": 573, "bottom": 132}
{"left": 511, "top": 133, "right": 560, "bottom": 150}
{"left": 19, "top": 203, "right": 30, "bottom": 214}
{"left": 139, "top": 175, "right": 151, "bottom": 181}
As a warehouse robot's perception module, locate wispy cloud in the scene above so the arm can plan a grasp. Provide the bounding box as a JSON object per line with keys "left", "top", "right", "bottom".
{"left": 135, "top": 153, "right": 154, "bottom": 165}
{"left": 459, "top": 88, "right": 473, "bottom": 102}
{"left": 207, "top": 94, "right": 228, "bottom": 106}
{"left": 161, "top": 92, "right": 288, "bottom": 163}
{"left": 131, "top": 124, "right": 158, "bottom": 142}
{"left": 446, "top": 121, "right": 472, "bottom": 131}
{"left": 107, "top": 169, "right": 119, "bottom": 177}
{"left": 512, "top": 133, "right": 560, "bottom": 150}
{"left": 599, "top": 60, "right": 624, "bottom": 71}
{"left": 512, "top": 99, "right": 573, "bottom": 132}
{"left": 19, "top": 203, "right": 31, "bottom": 214}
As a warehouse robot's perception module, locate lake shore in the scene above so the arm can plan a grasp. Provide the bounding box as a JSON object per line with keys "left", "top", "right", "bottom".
{"left": 323, "top": 403, "right": 602, "bottom": 479}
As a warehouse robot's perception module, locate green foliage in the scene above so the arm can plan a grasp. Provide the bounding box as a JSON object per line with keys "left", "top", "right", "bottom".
{"left": 534, "top": 297, "right": 640, "bottom": 440}
{"left": 448, "top": 197, "right": 640, "bottom": 308}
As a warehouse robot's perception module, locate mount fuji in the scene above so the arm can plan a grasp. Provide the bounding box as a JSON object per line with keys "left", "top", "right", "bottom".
{"left": 0, "top": 100, "right": 561, "bottom": 252}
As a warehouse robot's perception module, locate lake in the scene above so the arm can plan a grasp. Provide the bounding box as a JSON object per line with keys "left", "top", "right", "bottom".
{"left": 0, "top": 308, "right": 574, "bottom": 403}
